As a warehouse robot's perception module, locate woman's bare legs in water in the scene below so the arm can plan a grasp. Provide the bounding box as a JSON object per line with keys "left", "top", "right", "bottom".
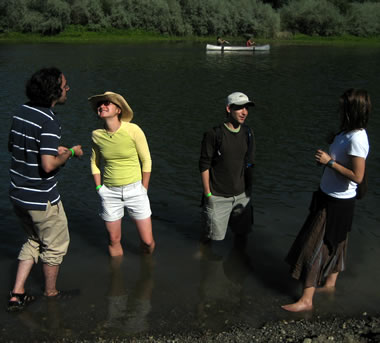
{"left": 135, "top": 217, "right": 155, "bottom": 254}
{"left": 282, "top": 272, "right": 339, "bottom": 312}
{"left": 317, "top": 272, "right": 339, "bottom": 293}
{"left": 282, "top": 286, "right": 315, "bottom": 312}
{"left": 105, "top": 217, "right": 155, "bottom": 256}
{"left": 105, "top": 219, "right": 124, "bottom": 257}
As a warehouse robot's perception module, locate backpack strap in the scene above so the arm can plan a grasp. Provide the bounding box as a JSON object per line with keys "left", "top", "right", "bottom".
{"left": 211, "top": 125, "right": 223, "bottom": 164}
{"left": 242, "top": 124, "right": 255, "bottom": 168}
{"left": 212, "top": 124, "right": 255, "bottom": 167}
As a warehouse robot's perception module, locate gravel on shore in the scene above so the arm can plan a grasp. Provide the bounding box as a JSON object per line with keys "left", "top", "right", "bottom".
{"left": 48, "top": 314, "right": 380, "bottom": 343}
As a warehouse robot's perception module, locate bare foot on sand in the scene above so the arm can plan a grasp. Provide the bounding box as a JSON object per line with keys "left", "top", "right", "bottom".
{"left": 281, "top": 300, "right": 313, "bottom": 312}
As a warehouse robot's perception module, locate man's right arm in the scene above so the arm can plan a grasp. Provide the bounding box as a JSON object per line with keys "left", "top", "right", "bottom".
{"left": 201, "top": 169, "right": 211, "bottom": 196}
{"left": 199, "top": 130, "right": 215, "bottom": 196}
{"left": 41, "top": 145, "right": 83, "bottom": 173}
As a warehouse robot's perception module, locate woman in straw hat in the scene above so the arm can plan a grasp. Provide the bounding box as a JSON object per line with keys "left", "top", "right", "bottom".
{"left": 89, "top": 91, "right": 155, "bottom": 256}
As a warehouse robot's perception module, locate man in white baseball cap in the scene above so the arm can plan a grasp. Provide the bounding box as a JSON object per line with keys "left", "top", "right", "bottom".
{"left": 199, "top": 92, "right": 256, "bottom": 256}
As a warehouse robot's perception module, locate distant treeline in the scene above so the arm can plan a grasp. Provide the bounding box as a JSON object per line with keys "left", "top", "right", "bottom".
{"left": 1, "top": 0, "right": 380, "bottom": 37}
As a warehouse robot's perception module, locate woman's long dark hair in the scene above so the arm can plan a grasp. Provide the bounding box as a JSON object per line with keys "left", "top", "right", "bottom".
{"left": 339, "top": 88, "right": 371, "bottom": 132}
{"left": 327, "top": 88, "right": 371, "bottom": 144}
{"left": 25, "top": 67, "right": 63, "bottom": 107}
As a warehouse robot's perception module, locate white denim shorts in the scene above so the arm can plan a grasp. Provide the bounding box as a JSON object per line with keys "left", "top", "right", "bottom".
{"left": 97, "top": 181, "right": 152, "bottom": 222}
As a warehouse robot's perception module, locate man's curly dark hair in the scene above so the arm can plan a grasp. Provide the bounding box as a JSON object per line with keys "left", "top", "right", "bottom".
{"left": 25, "top": 67, "right": 63, "bottom": 107}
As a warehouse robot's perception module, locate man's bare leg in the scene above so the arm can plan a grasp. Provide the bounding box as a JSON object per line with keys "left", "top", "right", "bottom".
{"left": 10, "top": 259, "right": 34, "bottom": 300}
{"left": 43, "top": 264, "right": 60, "bottom": 296}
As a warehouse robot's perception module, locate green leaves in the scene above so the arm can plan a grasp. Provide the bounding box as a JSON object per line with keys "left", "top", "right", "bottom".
{"left": 1, "top": 0, "right": 379, "bottom": 38}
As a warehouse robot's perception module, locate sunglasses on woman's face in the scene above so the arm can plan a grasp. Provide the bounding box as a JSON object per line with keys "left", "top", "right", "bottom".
{"left": 97, "top": 100, "right": 112, "bottom": 108}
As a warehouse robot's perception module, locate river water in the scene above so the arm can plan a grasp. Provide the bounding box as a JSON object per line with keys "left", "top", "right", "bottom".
{"left": 0, "top": 42, "right": 379, "bottom": 341}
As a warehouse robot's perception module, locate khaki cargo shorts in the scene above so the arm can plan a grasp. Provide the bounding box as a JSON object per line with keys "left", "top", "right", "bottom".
{"left": 14, "top": 201, "right": 70, "bottom": 266}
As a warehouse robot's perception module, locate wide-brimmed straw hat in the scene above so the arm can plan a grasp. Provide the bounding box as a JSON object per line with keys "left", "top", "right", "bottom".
{"left": 88, "top": 91, "right": 133, "bottom": 122}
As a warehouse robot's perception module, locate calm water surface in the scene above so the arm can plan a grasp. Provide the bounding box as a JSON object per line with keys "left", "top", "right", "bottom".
{"left": 0, "top": 42, "right": 379, "bottom": 341}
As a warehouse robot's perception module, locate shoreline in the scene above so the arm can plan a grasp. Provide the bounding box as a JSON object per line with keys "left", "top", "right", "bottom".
{"left": 1, "top": 28, "right": 380, "bottom": 46}
{"left": 130, "top": 314, "right": 380, "bottom": 343}
{"left": 2, "top": 313, "right": 376, "bottom": 343}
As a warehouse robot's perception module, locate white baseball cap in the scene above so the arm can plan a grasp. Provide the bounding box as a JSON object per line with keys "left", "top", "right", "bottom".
{"left": 226, "top": 92, "right": 255, "bottom": 107}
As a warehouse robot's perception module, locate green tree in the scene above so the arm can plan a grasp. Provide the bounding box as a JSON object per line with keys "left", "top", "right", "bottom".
{"left": 180, "top": 0, "right": 210, "bottom": 35}
{"left": 69, "top": 0, "right": 110, "bottom": 31}
{"left": 123, "top": 0, "right": 172, "bottom": 34}
{"left": 166, "top": 0, "right": 187, "bottom": 35}
{"left": 179, "top": 0, "right": 279, "bottom": 37}
{"left": 346, "top": 2, "right": 380, "bottom": 36}
{"left": 2, "top": 0, "right": 29, "bottom": 32}
{"left": 1, "top": 0, "right": 70, "bottom": 34}
{"left": 235, "top": 0, "right": 280, "bottom": 37}
{"left": 281, "top": 0, "right": 344, "bottom": 36}
{"left": 40, "top": 0, "right": 71, "bottom": 34}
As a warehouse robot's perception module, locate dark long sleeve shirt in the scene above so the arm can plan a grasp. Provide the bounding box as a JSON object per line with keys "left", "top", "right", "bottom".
{"left": 199, "top": 124, "right": 254, "bottom": 197}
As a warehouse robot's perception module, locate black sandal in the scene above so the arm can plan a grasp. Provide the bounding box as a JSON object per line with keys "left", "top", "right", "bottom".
{"left": 7, "top": 291, "right": 35, "bottom": 312}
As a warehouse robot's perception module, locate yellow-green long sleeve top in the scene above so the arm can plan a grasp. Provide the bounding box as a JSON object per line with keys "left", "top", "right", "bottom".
{"left": 91, "top": 121, "right": 152, "bottom": 187}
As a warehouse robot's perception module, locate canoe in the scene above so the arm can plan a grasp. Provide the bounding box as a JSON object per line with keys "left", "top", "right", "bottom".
{"left": 206, "top": 44, "right": 270, "bottom": 51}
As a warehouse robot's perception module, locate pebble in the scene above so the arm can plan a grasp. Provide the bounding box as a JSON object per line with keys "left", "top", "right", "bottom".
{"left": 3, "top": 313, "right": 380, "bottom": 343}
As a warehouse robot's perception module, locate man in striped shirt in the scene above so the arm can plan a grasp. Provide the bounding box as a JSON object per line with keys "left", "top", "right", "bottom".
{"left": 7, "top": 67, "right": 83, "bottom": 311}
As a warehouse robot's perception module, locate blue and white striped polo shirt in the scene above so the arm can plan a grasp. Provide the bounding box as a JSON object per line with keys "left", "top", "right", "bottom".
{"left": 8, "top": 104, "right": 62, "bottom": 210}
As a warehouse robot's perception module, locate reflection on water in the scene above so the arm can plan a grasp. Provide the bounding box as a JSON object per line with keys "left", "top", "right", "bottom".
{"left": 205, "top": 50, "right": 270, "bottom": 56}
{"left": 2, "top": 288, "right": 80, "bottom": 341}
{"left": 0, "top": 43, "right": 380, "bottom": 340}
{"left": 101, "top": 256, "right": 154, "bottom": 336}
{"left": 197, "top": 236, "right": 253, "bottom": 330}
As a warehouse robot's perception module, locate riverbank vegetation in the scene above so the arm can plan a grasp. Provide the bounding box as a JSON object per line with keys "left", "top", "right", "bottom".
{"left": 1, "top": 0, "right": 380, "bottom": 42}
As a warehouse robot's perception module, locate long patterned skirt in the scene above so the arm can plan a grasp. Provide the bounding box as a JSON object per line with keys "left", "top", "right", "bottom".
{"left": 285, "top": 192, "right": 351, "bottom": 288}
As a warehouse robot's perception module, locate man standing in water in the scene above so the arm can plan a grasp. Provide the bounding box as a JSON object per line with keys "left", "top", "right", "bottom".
{"left": 7, "top": 67, "right": 83, "bottom": 311}
{"left": 199, "top": 92, "right": 256, "bottom": 255}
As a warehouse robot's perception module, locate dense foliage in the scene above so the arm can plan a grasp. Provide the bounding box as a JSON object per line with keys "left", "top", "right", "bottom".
{"left": 281, "top": 0, "right": 345, "bottom": 36}
{"left": 0, "top": 0, "right": 380, "bottom": 37}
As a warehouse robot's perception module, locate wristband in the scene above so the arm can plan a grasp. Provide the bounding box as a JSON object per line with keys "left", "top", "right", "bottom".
{"left": 327, "top": 159, "right": 335, "bottom": 168}
{"left": 96, "top": 185, "right": 102, "bottom": 191}
{"left": 69, "top": 148, "right": 75, "bottom": 157}
{"left": 206, "top": 192, "right": 212, "bottom": 198}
